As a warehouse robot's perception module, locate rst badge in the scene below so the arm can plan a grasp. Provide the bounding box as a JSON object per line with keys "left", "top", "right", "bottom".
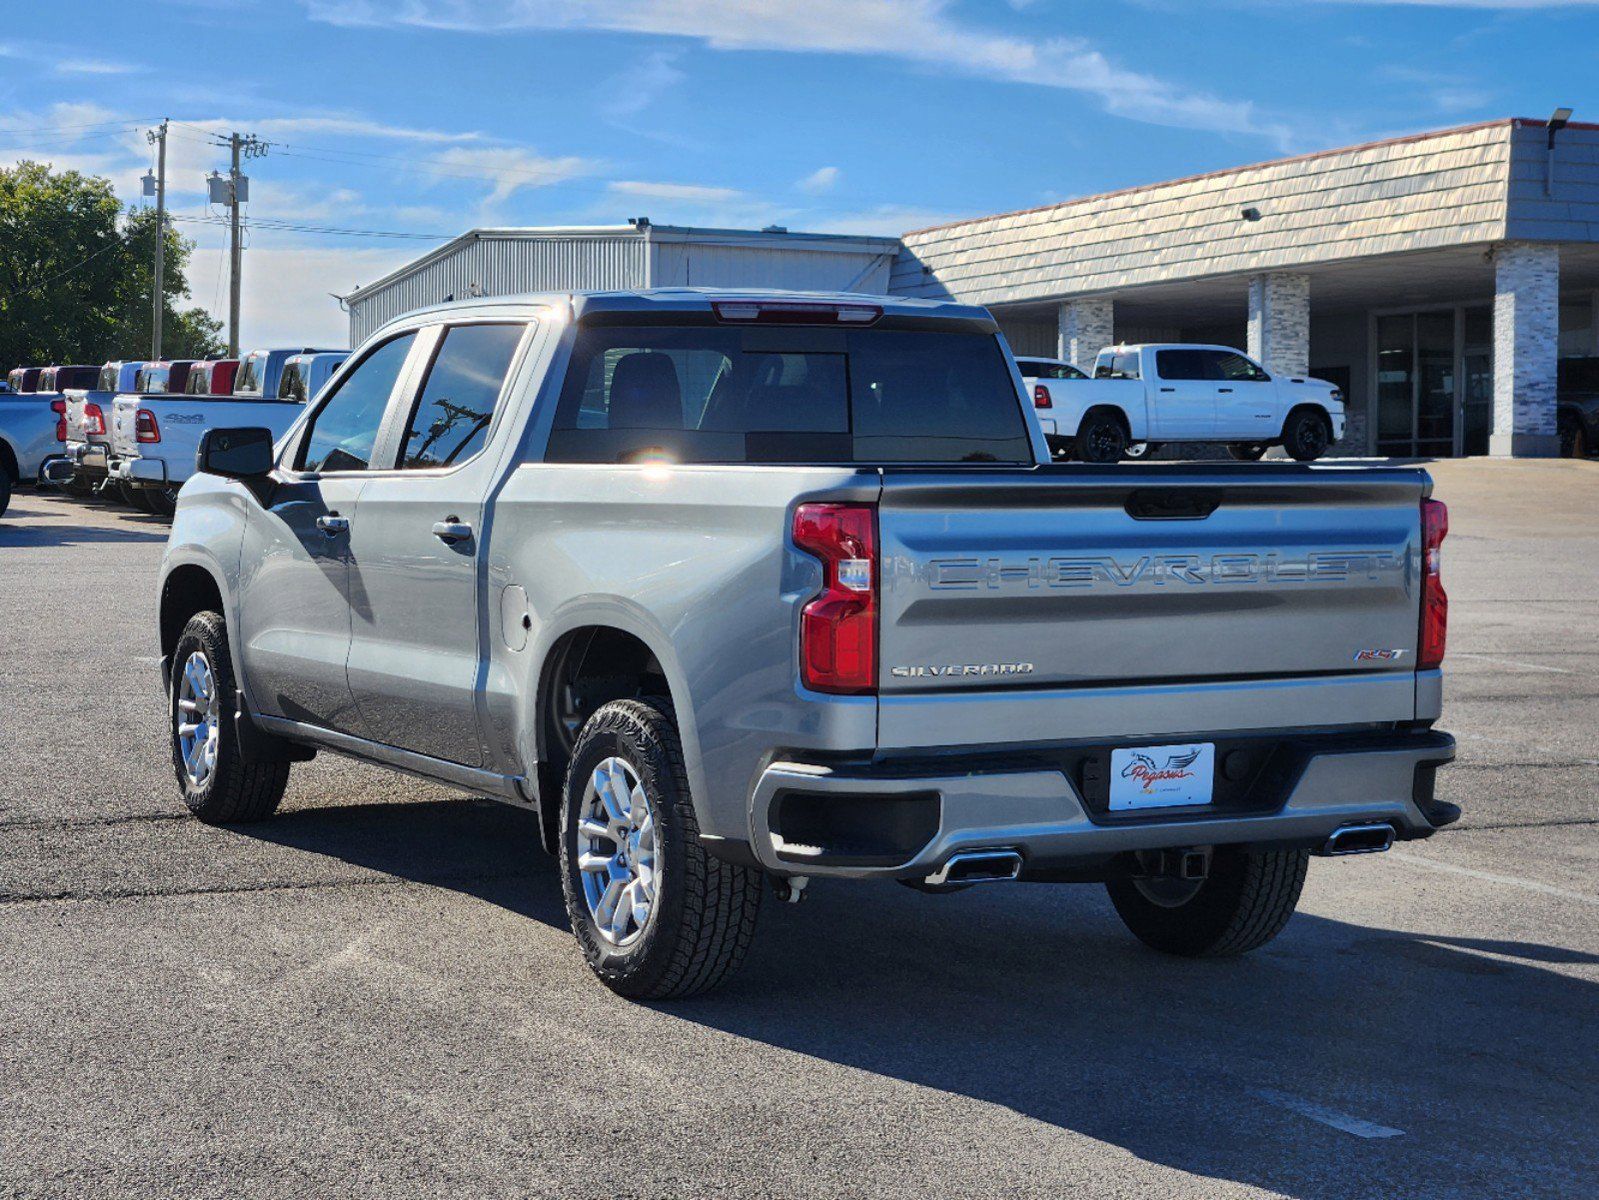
{"left": 1353, "top": 648, "right": 1406, "bottom": 663}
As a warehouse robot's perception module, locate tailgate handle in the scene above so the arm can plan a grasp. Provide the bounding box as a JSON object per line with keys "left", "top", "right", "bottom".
{"left": 1125, "top": 488, "right": 1221, "bottom": 521}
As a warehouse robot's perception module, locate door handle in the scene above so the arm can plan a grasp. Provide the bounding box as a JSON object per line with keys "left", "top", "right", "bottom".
{"left": 432, "top": 518, "right": 473, "bottom": 544}
{"left": 1159, "top": 386, "right": 1176, "bottom": 393}
{"left": 316, "top": 513, "right": 349, "bottom": 535}
{"left": 1218, "top": 387, "right": 1234, "bottom": 393}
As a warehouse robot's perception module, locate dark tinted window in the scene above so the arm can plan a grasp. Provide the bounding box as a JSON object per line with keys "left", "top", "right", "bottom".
{"left": 398, "top": 323, "right": 525, "bottom": 469}
{"left": 1155, "top": 349, "right": 1209, "bottom": 381}
{"left": 546, "top": 323, "right": 1030, "bottom": 465}
{"left": 299, "top": 333, "right": 416, "bottom": 473}
{"left": 278, "top": 362, "right": 306, "bottom": 402}
{"left": 1208, "top": 350, "right": 1270, "bottom": 382}
{"left": 1560, "top": 357, "right": 1599, "bottom": 393}
{"left": 1018, "top": 359, "right": 1086, "bottom": 380}
{"left": 235, "top": 352, "right": 268, "bottom": 396}
{"left": 98, "top": 366, "right": 117, "bottom": 391}
{"left": 187, "top": 368, "right": 210, "bottom": 394}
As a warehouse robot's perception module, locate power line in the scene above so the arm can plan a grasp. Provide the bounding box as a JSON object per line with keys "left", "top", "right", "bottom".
{"left": 167, "top": 212, "right": 453, "bottom": 241}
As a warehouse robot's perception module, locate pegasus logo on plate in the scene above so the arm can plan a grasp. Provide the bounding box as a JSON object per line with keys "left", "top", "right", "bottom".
{"left": 1121, "top": 747, "right": 1202, "bottom": 793}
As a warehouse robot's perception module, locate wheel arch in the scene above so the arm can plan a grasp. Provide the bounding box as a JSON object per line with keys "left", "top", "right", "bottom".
{"left": 158, "top": 561, "right": 228, "bottom": 689}
{"left": 528, "top": 618, "right": 697, "bottom": 855}
{"left": 1282, "top": 402, "right": 1333, "bottom": 439}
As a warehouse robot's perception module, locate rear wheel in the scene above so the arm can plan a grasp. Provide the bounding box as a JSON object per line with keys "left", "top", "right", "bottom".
{"left": 1077, "top": 410, "right": 1128, "bottom": 464}
{"left": 119, "top": 481, "right": 153, "bottom": 512}
{"left": 1227, "top": 442, "right": 1269, "bottom": 461}
{"left": 170, "top": 611, "right": 289, "bottom": 824}
{"left": 1282, "top": 409, "right": 1332, "bottom": 462}
{"left": 1106, "top": 845, "right": 1308, "bottom": 956}
{"left": 146, "top": 485, "right": 179, "bottom": 517}
{"left": 0, "top": 469, "right": 12, "bottom": 518}
{"left": 560, "top": 699, "right": 762, "bottom": 999}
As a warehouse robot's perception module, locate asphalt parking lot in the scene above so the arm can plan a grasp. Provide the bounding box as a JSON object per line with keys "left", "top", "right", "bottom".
{"left": 2, "top": 461, "right": 1596, "bottom": 1200}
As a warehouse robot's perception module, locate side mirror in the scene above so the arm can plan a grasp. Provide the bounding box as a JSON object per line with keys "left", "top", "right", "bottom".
{"left": 198, "top": 426, "right": 274, "bottom": 479}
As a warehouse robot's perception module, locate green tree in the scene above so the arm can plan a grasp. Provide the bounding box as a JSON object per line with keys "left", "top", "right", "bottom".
{"left": 0, "top": 161, "right": 224, "bottom": 371}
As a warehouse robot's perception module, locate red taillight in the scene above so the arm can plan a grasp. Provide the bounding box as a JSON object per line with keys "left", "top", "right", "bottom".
{"left": 792, "top": 502, "right": 877, "bottom": 694}
{"left": 84, "top": 402, "right": 106, "bottom": 437}
{"left": 135, "top": 409, "right": 161, "bottom": 443}
{"left": 52, "top": 399, "right": 66, "bottom": 441}
{"left": 1419, "top": 498, "right": 1448, "bottom": 670}
{"left": 1033, "top": 384, "right": 1052, "bottom": 409}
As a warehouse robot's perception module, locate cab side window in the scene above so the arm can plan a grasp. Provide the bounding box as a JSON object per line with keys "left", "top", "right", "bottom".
{"left": 299, "top": 333, "right": 417, "bottom": 473}
{"left": 1208, "top": 351, "right": 1270, "bottom": 382}
{"left": 397, "top": 323, "right": 525, "bottom": 470}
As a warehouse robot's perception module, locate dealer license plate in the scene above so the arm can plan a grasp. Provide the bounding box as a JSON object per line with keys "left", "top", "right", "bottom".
{"left": 1108, "top": 743, "right": 1215, "bottom": 811}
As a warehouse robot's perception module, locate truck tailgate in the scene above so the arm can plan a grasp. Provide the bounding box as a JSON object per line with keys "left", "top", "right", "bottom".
{"left": 111, "top": 396, "right": 142, "bottom": 458}
{"left": 875, "top": 464, "right": 1429, "bottom": 749}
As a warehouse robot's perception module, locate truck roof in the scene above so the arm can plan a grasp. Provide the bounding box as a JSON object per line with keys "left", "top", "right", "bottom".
{"left": 1099, "top": 343, "right": 1251, "bottom": 355}
{"left": 375, "top": 288, "right": 997, "bottom": 336}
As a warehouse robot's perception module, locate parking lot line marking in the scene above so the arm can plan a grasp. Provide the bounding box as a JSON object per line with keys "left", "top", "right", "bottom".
{"left": 1391, "top": 852, "right": 1599, "bottom": 907}
{"left": 1452, "top": 653, "right": 1573, "bottom": 675}
{"left": 1250, "top": 1089, "right": 1404, "bottom": 1139}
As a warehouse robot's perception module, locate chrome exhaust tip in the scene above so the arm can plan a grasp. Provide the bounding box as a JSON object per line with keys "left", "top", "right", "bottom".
{"left": 923, "top": 850, "right": 1023, "bottom": 887}
{"left": 1317, "top": 822, "right": 1396, "bottom": 857}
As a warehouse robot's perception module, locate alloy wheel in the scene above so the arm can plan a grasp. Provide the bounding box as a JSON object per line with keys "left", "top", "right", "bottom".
{"left": 577, "top": 756, "right": 660, "bottom": 946}
{"left": 176, "top": 650, "right": 220, "bottom": 790}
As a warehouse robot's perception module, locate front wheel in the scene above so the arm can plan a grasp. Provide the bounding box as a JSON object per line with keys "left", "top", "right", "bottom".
{"left": 1559, "top": 415, "right": 1587, "bottom": 459}
{"left": 170, "top": 611, "right": 289, "bottom": 823}
{"left": 560, "top": 699, "right": 762, "bottom": 999}
{"left": 1282, "top": 410, "right": 1332, "bottom": 462}
{"left": 1106, "top": 845, "right": 1308, "bottom": 956}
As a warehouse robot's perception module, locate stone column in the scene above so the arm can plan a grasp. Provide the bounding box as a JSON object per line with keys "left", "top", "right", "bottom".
{"left": 1246, "top": 272, "right": 1310, "bottom": 377}
{"left": 1490, "top": 241, "right": 1560, "bottom": 457}
{"left": 1056, "top": 298, "right": 1114, "bottom": 373}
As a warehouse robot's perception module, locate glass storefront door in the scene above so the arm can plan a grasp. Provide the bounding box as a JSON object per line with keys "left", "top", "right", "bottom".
{"left": 1373, "top": 305, "right": 1493, "bottom": 457}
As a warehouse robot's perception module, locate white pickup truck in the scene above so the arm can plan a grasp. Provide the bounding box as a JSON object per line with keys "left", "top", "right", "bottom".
{"left": 110, "top": 347, "right": 346, "bottom": 515}
{"left": 1021, "top": 345, "right": 1345, "bottom": 463}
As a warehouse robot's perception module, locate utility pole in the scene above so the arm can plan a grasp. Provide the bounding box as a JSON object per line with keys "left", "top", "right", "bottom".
{"left": 209, "top": 131, "right": 268, "bottom": 357}
{"left": 147, "top": 119, "right": 168, "bottom": 360}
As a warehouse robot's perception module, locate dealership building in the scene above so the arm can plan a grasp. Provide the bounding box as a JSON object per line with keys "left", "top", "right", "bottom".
{"left": 342, "top": 116, "right": 1599, "bottom": 458}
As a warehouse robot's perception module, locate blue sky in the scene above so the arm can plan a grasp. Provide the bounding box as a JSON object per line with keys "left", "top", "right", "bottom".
{"left": 2, "top": 0, "right": 1595, "bottom": 345}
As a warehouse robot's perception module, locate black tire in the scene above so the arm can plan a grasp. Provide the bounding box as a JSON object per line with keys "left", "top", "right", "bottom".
{"left": 1077, "top": 410, "right": 1128, "bottom": 464}
{"left": 1227, "top": 442, "right": 1269, "bottom": 461}
{"left": 169, "top": 611, "right": 289, "bottom": 824}
{"left": 119, "top": 480, "right": 153, "bottom": 512}
{"left": 1282, "top": 409, "right": 1332, "bottom": 462}
{"left": 147, "top": 485, "right": 178, "bottom": 517}
{"left": 1106, "top": 845, "right": 1309, "bottom": 957}
{"left": 64, "top": 473, "right": 93, "bottom": 497}
{"left": 1123, "top": 441, "right": 1153, "bottom": 460}
{"left": 1559, "top": 415, "right": 1587, "bottom": 459}
{"left": 560, "top": 698, "right": 762, "bottom": 999}
{"left": 0, "top": 469, "right": 11, "bottom": 518}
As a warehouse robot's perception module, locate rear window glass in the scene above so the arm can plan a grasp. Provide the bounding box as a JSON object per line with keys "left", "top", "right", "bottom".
{"left": 235, "top": 352, "right": 268, "bottom": 396}
{"left": 1095, "top": 351, "right": 1140, "bottom": 380}
{"left": 546, "top": 323, "right": 1031, "bottom": 465}
{"left": 1018, "top": 359, "right": 1085, "bottom": 381}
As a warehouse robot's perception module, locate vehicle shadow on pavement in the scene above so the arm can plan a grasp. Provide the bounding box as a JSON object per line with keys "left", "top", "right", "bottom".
{"left": 237, "top": 797, "right": 568, "bottom": 926}
{"left": 688, "top": 881, "right": 1598, "bottom": 1199}
{"left": 233, "top": 798, "right": 1596, "bottom": 1197}
{"left": 0, "top": 494, "right": 169, "bottom": 545}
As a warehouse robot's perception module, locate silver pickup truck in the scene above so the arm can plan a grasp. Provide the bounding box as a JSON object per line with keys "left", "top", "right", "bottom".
{"left": 155, "top": 289, "right": 1457, "bottom": 999}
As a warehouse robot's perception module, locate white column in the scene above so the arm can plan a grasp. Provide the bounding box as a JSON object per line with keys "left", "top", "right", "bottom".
{"left": 1490, "top": 241, "right": 1560, "bottom": 457}
{"left": 1247, "top": 272, "right": 1310, "bottom": 377}
{"left": 1056, "top": 298, "right": 1114, "bottom": 373}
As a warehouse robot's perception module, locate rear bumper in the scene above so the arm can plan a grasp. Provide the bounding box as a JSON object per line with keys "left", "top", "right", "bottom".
{"left": 747, "top": 728, "right": 1455, "bottom": 879}
{"left": 66, "top": 440, "right": 108, "bottom": 472}
{"left": 111, "top": 455, "right": 167, "bottom": 484}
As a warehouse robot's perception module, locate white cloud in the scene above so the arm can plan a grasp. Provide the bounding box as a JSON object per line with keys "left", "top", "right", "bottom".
{"left": 608, "top": 179, "right": 744, "bottom": 203}
{"left": 425, "top": 146, "right": 597, "bottom": 206}
{"left": 602, "top": 47, "right": 686, "bottom": 121}
{"left": 300, "top": 0, "right": 1292, "bottom": 143}
{"left": 55, "top": 59, "right": 146, "bottom": 76}
{"left": 797, "top": 166, "right": 840, "bottom": 194}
